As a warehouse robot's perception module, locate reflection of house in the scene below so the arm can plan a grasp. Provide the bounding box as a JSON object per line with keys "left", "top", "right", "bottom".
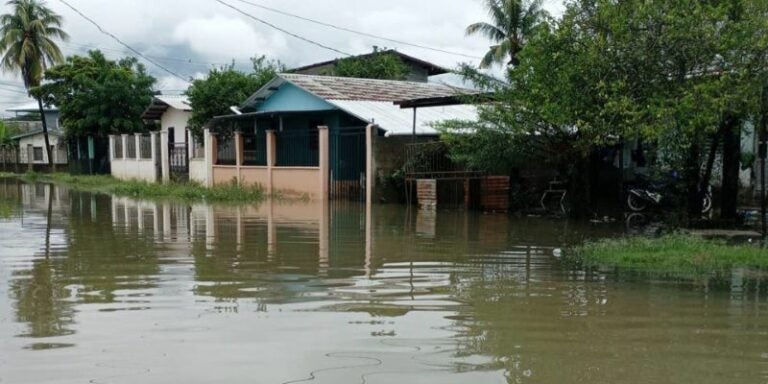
{"left": 206, "top": 73, "right": 477, "bottom": 200}
{"left": 290, "top": 49, "right": 450, "bottom": 83}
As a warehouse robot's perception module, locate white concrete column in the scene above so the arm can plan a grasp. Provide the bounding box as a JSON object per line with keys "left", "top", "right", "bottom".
{"left": 187, "top": 129, "right": 194, "bottom": 161}
{"left": 365, "top": 124, "right": 377, "bottom": 206}
{"left": 266, "top": 130, "right": 276, "bottom": 196}
{"left": 204, "top": 129, "right": 213, "bottom": 187}
{"left": 109, "top": 135, "right": 115, "bottom": 162}
{"left": 134, "top": 134, "right": 141, "bottom": 160}
{"left": 235, "top": 131, "right": 243, "bottom": 185}
{"left": 318, "top": 126, "right": 329, "bottom": 201}
{"left": 121, "top": 134, "right": 128, "bottom": 160}
{"left": 160, "top": 131, "right": 170, "bottom": 183}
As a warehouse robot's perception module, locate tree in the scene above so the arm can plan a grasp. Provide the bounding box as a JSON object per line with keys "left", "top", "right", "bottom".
{"left": 0, "top": 0, "right": 68, "bottom": 170}
{"left": 186, "top": 55, "right": 284, "bottom": 136}
{"left": 466, "top": 0, "right": 548, "bottom": 68}
{"left": 35, "top": 50, "right": 156, "bottom": 137}
{"left": 330, "top": 50, "right": 410, "bottom": 80}
{"left": 443, "top": 0, "right": 768, "bottom": 220}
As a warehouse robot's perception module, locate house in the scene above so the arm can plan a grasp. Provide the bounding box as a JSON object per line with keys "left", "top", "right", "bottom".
{"left": 110, "top": 95, "right": 207, "bottom": 184}
{"left": 290, "top": 50, "right": 450, "bottom": 83}
{"left": 6, "top": 102, "right": 66, "bottom": 171}
{"left": 11, "top": 128, "right": 67, "bottom": 171}
{"left": 205, "top": 73, "right": 478, "bottom": 201}
{"left": 7, "top": 101, "right": 60, "bottom": 131}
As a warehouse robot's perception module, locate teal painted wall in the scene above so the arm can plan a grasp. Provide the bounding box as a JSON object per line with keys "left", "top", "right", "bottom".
{"left": 258, "top": 83, "right": 337, "bottom": 113}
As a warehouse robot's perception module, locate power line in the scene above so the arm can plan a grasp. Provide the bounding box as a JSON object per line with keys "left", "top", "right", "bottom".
{"left": 62, "top": 42, "right": 241, "bottom": 69}
{"left": 213, "top": 0, "right": 352, "bottom": 57}
{"left": 56, "top": 0, "right": 191, "bottom": 83}
{"left": 232, "top": 0, "right": 482, "bottom": 60}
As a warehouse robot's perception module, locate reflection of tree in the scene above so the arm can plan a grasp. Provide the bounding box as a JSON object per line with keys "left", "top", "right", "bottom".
{"left": 11, "top": 184, "right": 73, "bottom": 338}
{"left": 11, "top": 259, "right": 73, "bottom": 338}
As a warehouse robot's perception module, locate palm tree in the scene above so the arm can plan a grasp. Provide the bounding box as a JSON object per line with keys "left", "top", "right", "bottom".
{"left": 466, "top": 0, "right": 547, "bottom": 68}
{"left": 0, "top": 0, "right": 68, "bottom": 170}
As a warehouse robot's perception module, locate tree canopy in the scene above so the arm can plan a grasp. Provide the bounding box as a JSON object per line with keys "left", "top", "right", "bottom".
{"left": 466, "top": 0, "right": 548, "bottom": 68}
{"left": 35, "top": 50, "right": 156, "bottom": 137}
{"left": 441, "top": 0, "right": 768, "bottom": 216}
{"left": 186, "top": 55, "right": 284, "bottom": 136}
{"left": 329, "top": 50, "right": 410, "bottom": 80}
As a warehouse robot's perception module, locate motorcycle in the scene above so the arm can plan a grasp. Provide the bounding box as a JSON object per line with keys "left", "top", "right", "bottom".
{"left": 626, "top": 174, "right": 712, "bottom": 214}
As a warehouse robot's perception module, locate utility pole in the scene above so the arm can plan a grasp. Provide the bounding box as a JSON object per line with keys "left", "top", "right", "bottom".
{"left": 760, "top": 85, "right": 767, "bottom": 240}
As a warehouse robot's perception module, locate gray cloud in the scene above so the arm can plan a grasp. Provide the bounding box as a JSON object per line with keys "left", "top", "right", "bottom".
{"left": 0, "top": 0, "right": 565, "bottom": 114}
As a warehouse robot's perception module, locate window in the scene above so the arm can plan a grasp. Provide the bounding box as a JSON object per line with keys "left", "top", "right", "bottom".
{"left": 33, "top": 147, "right": 43, "bottom": 161}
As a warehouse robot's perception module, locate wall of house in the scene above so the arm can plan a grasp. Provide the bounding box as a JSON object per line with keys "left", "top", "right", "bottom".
{"left": 161, "top": 109, "right": 192, "bottom": 144}
{"left": 259, "top": 83, "right": 338, "bottom": 113}
{"left": 18, "top": 134, "right": 67, "bottom": 164}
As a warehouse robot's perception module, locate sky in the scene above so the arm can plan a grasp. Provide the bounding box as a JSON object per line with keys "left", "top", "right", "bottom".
{"left": 0, "top": 0, "right": 565, "bottom": 116}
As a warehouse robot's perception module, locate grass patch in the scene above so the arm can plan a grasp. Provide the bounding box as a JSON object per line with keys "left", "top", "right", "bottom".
{"left": 572, "top": 234, "right": 768, "bottom": 275}
{"left": 17, "top": 172, "right": 264, "bottom": 203}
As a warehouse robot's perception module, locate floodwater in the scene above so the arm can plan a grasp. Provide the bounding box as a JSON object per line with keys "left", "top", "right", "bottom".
{"left": 0, "top": 180, "right": 767, "bottom": 384}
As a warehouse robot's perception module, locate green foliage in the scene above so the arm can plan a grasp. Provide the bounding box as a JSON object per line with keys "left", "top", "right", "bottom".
{"left": 572, "top": 234, "right": 768, "bottom": 275}
{"left": 23, "top": 173, "right": 265, "bottom": 203}
{"left": 35, "top": 50, "right": 156, "bottom": 137}
{"left": 186, "top": 55, "right": 284, "bottom": 137}
{"left": 0, "top": 0, "right": 68, "bottom": 88}
{"left": 330, "top": 51, "right": 410, "bottom": 80}
{"left": 0, "top": 121, "right": 22, "bottom": 146}
{"left": 466, "top": 0, "right": 549, "bottom": 68}
{"left": 442, "top": 0, "right": 768, "bottom": 197}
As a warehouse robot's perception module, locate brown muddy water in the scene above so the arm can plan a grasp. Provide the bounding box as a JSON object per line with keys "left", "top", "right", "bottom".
{"left": 0, "top": 180, "right": 767, "bottom": 384}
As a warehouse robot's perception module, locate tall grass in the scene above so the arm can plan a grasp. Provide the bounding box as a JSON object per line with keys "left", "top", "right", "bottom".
{"left": 21, "top": 172, "right": 264, "bottom": 203}
{"left": 573, "top": 234, "right": 768, "bottom": 274}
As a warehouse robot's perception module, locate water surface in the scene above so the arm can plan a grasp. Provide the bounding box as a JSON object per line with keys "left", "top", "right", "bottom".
{"left": 0, "top": 180, "right": 767, "bottom": 383}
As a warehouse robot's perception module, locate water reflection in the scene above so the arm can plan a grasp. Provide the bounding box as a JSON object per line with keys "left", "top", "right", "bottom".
{"left": 0, "top": 179, "right": 767, "bottom": 383}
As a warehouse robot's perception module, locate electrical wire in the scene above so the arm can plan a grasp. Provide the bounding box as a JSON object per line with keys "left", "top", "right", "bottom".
{"left": 232, "top": 0, "right": 483, "bottom": 60}
{"left": 213, "top": 0, "right": 353, "bottom": 57}
{"left": 56, "top": 0, "right": 191, "bottom": 83}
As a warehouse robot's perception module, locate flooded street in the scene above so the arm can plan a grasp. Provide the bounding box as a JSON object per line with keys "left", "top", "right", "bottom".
{"left": 1, "top": 180, "right": 767, "bottom": 384}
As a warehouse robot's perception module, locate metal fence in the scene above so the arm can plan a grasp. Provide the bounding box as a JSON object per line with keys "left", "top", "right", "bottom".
{"left": 330, "top": 127, "right": 366, "bottom": 200}
{"left": 404, "top": 141, "right": 482, "bottom": 180}
{"left": 276, "top": 129, "right": 319, "bottom": 167}
{"left": 140, "top": 135, "right": 153, "bottom": 159}
{"left": 216, "top": 135, "right": 236, "bottom": 165}
{"left": 113, "top": 137, "right": 124, "bottom": 159}
{"left": 125, "top": 136, "right": 137, "bottom": 159}
{"left": 242, "top": 132, "right": 266, "bottom": 166}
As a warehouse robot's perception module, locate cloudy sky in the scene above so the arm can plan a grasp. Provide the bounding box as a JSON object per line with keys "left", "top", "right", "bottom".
{"left": 0, "top": 0, "right": 565, "bottom": 116}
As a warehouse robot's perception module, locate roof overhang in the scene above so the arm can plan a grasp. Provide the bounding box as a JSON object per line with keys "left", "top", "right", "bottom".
{"left": 141, "top": 96, "right": 191, "bottom": 121}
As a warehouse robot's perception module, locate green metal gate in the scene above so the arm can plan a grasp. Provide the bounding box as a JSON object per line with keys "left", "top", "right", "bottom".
{"left": 329, "top": 126, "right": 367, "bottom": 201}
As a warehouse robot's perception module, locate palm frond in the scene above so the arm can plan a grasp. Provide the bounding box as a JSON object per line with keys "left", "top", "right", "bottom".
{"left": 466, "top": 22, "right": 507, "bottom": 42}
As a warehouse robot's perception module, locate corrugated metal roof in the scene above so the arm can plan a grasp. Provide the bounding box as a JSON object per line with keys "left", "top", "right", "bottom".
{"left": 281, "top": 73, "right": 475, "bottom": 102}
{"left": 328, "top": 100, "right": 478, "bottom": 136}
{"left": 11, "top": 129, "right": 62, "bottom": 140}
{"left": 155, "top": 95, "right": 191, "bottom": 111}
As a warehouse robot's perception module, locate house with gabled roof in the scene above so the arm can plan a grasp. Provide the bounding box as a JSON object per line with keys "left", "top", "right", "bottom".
{"left": 205, "top": 73, "right": 478, "bottom": 201}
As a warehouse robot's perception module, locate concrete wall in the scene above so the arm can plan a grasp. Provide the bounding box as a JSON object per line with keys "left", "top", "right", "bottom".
{"left": 272, "top": 168, "right": 321, "bottom": 197}
{"left": 110, "top": 134, "right": 159, "bottom": 182}
{"left": 189, "top": 158, "right": 208, "bottom": 185}
{"left": 207, "top": 128, "right": 328, "bottom": 199}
